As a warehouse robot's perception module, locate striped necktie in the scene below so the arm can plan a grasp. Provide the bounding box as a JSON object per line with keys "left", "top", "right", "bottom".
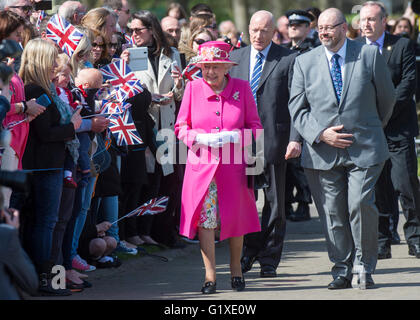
{"left": 250, "top": 52, "right": 264, "bottom": 102}
{"left": 331, "top": 53, "right": 343, "bottom": 103}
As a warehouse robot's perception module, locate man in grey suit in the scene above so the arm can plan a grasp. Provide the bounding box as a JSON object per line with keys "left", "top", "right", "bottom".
{"left": 288, "top": 8, "right": 396, "bottom": 289}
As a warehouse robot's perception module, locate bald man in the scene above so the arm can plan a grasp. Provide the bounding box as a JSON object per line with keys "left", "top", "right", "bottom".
{"left": 230, "top": 10, "right": 300, "bottom": 278}
{"left": 289, "top": 8, "right": 395, "bottom": 289}
{"left": 161, "top": 16, "right": 181, "bottom": 44}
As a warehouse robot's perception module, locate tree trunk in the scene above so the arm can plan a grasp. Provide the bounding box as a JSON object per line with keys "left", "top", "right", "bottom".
{"left": 232, "top": 0, "right": 249, "bottom": 43}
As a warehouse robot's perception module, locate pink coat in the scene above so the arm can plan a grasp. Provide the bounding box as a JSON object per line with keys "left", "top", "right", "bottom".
{"left": 174, "top": 76, "right": 263, "bottom": 241}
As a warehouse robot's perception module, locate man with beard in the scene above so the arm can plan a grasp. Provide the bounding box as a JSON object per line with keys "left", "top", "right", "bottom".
{"left": 289, "top": 8, "right": 395, "bottom": 289}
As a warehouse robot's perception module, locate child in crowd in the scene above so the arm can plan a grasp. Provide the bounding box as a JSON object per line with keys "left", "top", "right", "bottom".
{"left": 72, "top": 68, "right": 104, "bottom": 187}
{"left": 54, "top": 57, "right": 100, "bottom": 188}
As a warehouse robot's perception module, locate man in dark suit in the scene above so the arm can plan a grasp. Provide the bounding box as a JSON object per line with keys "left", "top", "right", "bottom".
{"left": 230, "top": 10, "right": 301, "bottom": 277}
{"left": 359, "top": 1, "right": 420, "bottom": 259}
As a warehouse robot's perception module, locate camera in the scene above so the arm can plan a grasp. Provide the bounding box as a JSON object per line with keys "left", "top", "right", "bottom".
{"left": 34, "top": 1, "right": 52, "bottom": 11}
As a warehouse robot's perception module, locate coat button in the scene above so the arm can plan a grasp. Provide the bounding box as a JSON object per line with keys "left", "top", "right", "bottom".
{"left": 215, "top": 126, "right": 220, "bottom": 130}
{"left": 216, "top": 111, "right": 220, "bottom": 116}
{"left": 215, "top": 97, "right": 219, "bottom": 101}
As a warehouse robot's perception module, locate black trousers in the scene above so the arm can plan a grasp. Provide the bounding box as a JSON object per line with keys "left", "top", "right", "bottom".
{"left": 285, "top": 157, "right": 312, "bottom": 205}
{"left": 243, "top": 162, "right": 287, "bottom": 268}
{"left": 375, "top": 137, "right": 420, "bottom": 247}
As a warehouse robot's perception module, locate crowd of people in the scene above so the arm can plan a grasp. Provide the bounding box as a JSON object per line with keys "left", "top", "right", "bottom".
{"left": 0, "top": 0, "right": 420, "bottom": 299}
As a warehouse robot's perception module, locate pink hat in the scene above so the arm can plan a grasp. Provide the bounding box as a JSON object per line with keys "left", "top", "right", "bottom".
{"left": 196, "top": 41, "right": 238, "bottom": 66}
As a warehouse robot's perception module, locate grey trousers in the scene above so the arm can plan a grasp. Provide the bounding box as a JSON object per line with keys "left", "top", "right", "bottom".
{"left": 305, "top": 155, "right": 384, "bottom": 280}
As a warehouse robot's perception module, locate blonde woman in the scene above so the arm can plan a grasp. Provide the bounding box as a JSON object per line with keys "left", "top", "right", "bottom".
{"left": 81, "top": 7, "right": 117, "bottom": 44}
{"left": 19, "top": 39, "right": 82, "bottom": 296}
{"left": 178, "top": 27, "right": 215, "bottom": 64}
{"left": 70, "top": 27, "right": 93, "bottom": 77}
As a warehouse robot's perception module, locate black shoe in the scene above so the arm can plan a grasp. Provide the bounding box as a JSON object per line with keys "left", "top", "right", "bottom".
{"left": 201, "top": 281, "right": 216, "bottom": 294}
{"left": 408, "top": 244, "right": 420, "bottom": 258}
{"left": 241, "top": 256, "right": 256, "bottom": 273}
{"left": 260, "top": 265, "right": 277, "bottom": 278}
{"left": 327, "top": 276, "right": 351, "bottom": 290}
{"left": 231, "top": 276, "right": 246, "bottom": 291}
{"left": 378, "top": 246, "right": 392, "bottom": 259}
{"left": 391, "top": 230, "right": 401, "bottom": 245}
{"left": 353, "top": 274, "right": 375, "bottom": 289}
{"left": 38, "top": 273, "right": 72, "bottom": 296}
{"left": 365, "top": 274, "right": 375, "bottom": 289}
{"left": 289, "top": 203, "right": 311, "bottom": 222}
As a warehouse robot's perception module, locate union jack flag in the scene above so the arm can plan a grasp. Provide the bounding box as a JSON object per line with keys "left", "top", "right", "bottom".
{"left": 182, "top": 63, "right": 202, "bottom": 81}
{"left": 123, "top": 33, "right": 135, "bottom": 46}
{"left": 100, "top": 100, "right": 131, "bottom": 115}
{"left": 100, "top": 59, "right": 136, "bottom": 87}
{"left": 108, "top": 110, "right": 143, "bottom": 146}
{"left": 115, "top": 79, "right": 144, "bottom": 101}
{"left": 46, "top": 14, "right": 83, "bottom": 57}
{"left": 36, "top": 10, "right": 47, "bottom": 31}
{"left": 234, "top": 32, "right": 243, "bottom": 50}
{"left": 127, "top": 196, "right": 170, "bottom": 217}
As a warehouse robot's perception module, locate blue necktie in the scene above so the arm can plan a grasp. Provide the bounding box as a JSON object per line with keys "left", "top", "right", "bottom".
{"left": 370, "top": 41, "right": 381, "bottom": 54}
{"left": 331, "top": 54, "right": 343, "bottom": 103}
{"left": 250, "top": 52, "right": 264, "bottom": 102}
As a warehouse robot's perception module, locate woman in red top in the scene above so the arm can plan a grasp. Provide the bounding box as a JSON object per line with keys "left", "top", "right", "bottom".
{"left": 0, "top": 11, "right": 46, "bottom": 206}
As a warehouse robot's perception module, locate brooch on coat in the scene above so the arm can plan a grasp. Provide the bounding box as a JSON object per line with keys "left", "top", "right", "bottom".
{"left": 233, "top": 91, "right": 240, "bottom": 101}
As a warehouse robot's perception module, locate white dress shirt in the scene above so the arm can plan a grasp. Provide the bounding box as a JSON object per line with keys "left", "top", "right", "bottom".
{"left": 249, "top": 42, "right": 272, "bottom": 81}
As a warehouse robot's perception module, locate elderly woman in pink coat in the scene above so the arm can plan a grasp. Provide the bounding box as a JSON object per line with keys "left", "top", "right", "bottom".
{"left": 174, "top": 41, "right": 263, "bottom": 294}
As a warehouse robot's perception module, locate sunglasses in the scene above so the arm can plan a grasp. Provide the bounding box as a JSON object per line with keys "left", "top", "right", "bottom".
{"left": 92, "top": 42, "right": 105, "bottom": 49}
{"left": 205, "top": 23, "right": 218, "bottom": 30}
{"left": 194, "top": 39, "right": 209, "bottom": 45}
{"left": 9, "top": 5, "right": 33, "bottom": 12}
{"left": 109, "top": 42, "right": 118, "bottom": 48}
{"left": 131, "top": 27, "right": 149, "bottom": 34}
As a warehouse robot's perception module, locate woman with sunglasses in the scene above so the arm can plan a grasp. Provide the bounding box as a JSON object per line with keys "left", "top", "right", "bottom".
{"left": 126, "top": 10, "right": 184, "bottom": 247}
{"left": 179, "top": 27, "right": 215, "bottom": 65}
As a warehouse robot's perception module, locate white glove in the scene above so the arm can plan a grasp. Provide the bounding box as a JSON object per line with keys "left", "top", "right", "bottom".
{"left": 195, "top": 133, "right": 220, "bottom": 147}
{"left": 218, "top": 131, "right": 240, "bottom": 144}
{"left": 196, "top": 131, "right": 240, "bottom": 148}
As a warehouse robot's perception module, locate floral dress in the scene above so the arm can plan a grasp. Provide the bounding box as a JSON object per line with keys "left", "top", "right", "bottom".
{"left": 197, "top": 179, "right": 220, "bottom": 229}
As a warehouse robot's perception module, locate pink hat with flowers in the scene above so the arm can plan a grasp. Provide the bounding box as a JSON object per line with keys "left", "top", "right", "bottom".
{"left": 195, "top": 41, "right": 238, "bottom": 66}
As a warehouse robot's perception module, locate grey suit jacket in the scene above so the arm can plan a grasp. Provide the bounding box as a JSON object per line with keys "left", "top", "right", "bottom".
{"left": 288, "top": 39, "right": 396, "bottom": 170}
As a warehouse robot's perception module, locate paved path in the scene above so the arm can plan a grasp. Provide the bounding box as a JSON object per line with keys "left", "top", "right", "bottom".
{"left": 39, "top": 193, "right": 420, "bottom": 300}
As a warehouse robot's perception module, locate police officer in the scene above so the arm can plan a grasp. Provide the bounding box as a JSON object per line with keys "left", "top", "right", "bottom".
{"left": 283, "top": 10, "right": 318, "bottom": 54}
{"left": 282, "top": 10, "right": 319, "bottom": 222}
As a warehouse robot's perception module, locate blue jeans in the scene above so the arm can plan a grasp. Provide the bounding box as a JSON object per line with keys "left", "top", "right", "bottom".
{"left": 70, "top": 175, "right": 96, "bottom": 259}
{"left": 92, "top": 196, "right": 120, "bottom": 243}
{"left": 31, "top": 170, "right": 63, "bottom": 269}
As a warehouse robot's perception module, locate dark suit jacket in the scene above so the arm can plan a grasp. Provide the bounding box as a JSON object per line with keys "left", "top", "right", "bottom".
{"left": 360, "top": 33, "right": 419, "bottom": 139}
{"left": 0, "top": 225, "right": 38, "bottom": 299}
{"left": 229, "top": 42, "right": 299, "bottom": 164}
{"left": 23, "top": 84, "right": 75, "bottom": 170}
